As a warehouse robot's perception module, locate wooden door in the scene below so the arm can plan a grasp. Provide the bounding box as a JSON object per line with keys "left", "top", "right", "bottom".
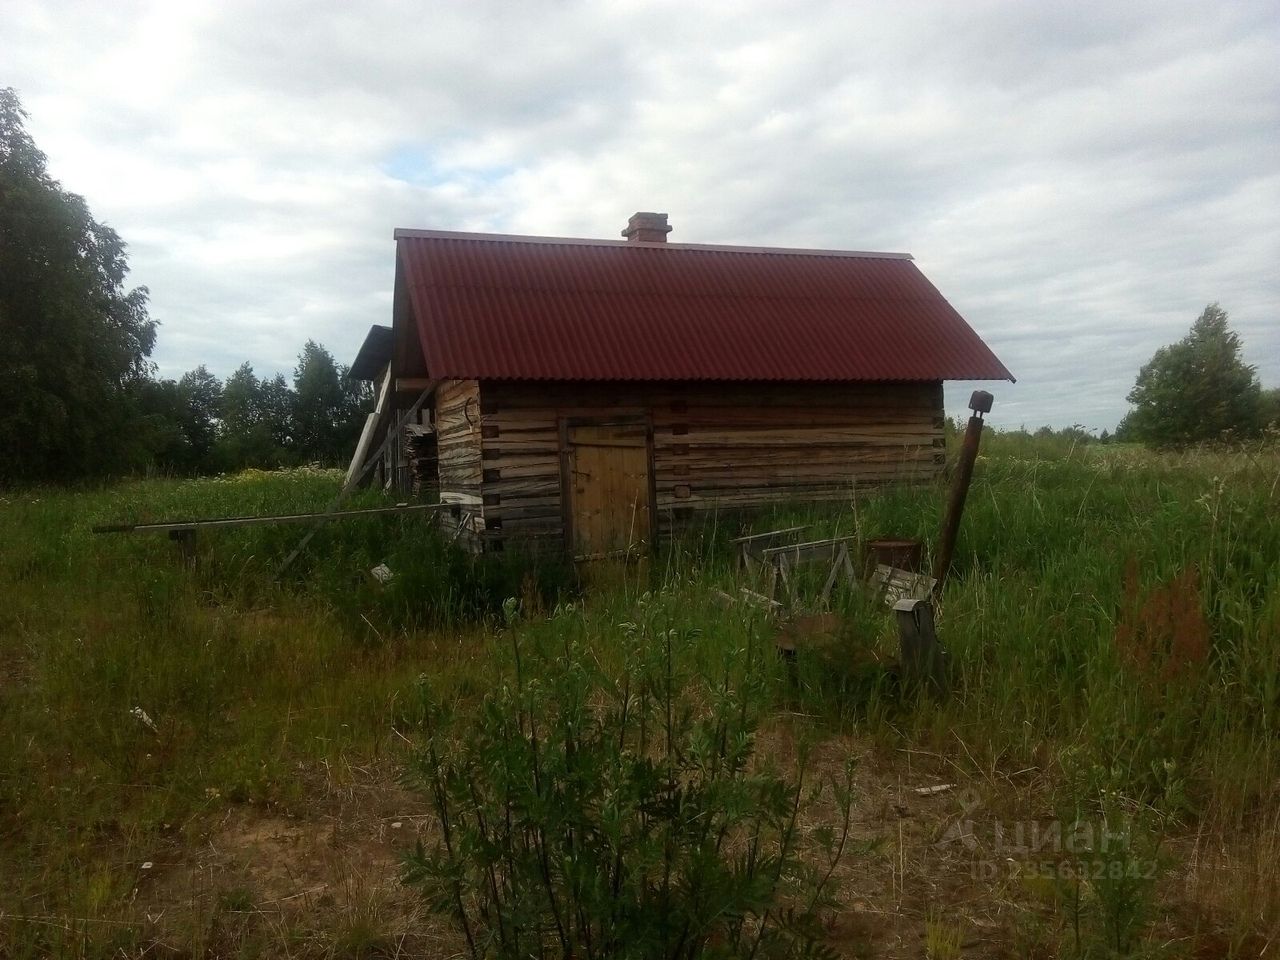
{"left": 563, "top": 421, "right": 653, "bottom": 562}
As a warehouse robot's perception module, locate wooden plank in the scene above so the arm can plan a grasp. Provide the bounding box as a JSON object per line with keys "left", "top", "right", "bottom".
{"left": 565, "top": 420, "right": 653, "bottom": 559}
{"left": 760, "top": 536, "right": 855, "bottom": 561}
{"left": 873, "top": 564, "right": 937, "bottom": 606}
{"left": 652, "top": 428, "right": 938, "bottom": 448}
{"left": 731, "top": 525, "right": 811, "bottom": 545}
{"left": 396, "top": 377, "right": 436, "bottom": 392}
{"left": 655, "top": 457, "right": 937, "bottom": 479}
{"left": 344, "top": 364, "right": 393, "bottom": 486}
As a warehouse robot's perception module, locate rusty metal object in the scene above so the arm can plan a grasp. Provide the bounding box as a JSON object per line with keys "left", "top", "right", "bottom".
{"left": 932, "top": 391, "right": 992, "bottom": 594}
{"left": 866, "top": 538, "right": 923, "bottom": 573}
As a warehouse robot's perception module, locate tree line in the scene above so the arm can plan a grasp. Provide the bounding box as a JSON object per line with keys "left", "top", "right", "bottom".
{"left": 132, "top": 344, "right": 370, "bottom": 476}
{"left": 1, "top": 88, "right": 369, "bottom": 484}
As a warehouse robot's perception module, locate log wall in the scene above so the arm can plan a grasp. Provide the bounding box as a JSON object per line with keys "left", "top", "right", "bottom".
{"left": 470, "top": 380, "right": 945, "bottom": 551}
{"left": 433, "top": 379, "right": 482, "bottom": 512}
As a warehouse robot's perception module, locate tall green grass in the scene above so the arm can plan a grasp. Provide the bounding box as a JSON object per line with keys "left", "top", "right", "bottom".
{"left": 731, "top": 445, "right": 1280, "bottom": 815}
{"left": 2, "top": 439, "right": 1277, "bottom": 955}
{"left": 0, "top": 470, "right": 571, "bottom": 956}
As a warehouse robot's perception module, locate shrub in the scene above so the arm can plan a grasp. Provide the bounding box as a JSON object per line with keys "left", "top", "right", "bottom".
{"left": 403, "top": 603, "right": 855, "bottom": 959}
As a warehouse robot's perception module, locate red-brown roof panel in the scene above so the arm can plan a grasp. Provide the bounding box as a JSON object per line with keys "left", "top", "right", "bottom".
{"left": 395, "top": 231, "right": 1014, "bottom": 382}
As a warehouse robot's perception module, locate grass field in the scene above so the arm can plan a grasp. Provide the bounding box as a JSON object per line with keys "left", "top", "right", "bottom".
{"left": 1, "top": 438, "right": 1277, "bottom": 958}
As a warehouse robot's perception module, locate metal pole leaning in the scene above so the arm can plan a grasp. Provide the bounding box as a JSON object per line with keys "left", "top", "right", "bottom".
{"left": 932, "top": 390, "right": 993, "bottom": 596}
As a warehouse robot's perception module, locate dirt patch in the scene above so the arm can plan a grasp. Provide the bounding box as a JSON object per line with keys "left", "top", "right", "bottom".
{"left": 129, "top": 764, "right": 452, "bottom": 956}
{"left": 115, "top": 738, "right": 1273, "bottom": 958}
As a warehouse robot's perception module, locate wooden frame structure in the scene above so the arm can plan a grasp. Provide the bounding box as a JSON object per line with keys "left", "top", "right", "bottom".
{"left": 733, "top": 527, "right": 859, "bottom": 605}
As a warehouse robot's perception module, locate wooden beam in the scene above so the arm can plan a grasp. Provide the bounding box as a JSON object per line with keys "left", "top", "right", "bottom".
{"left": 732, "top": 522, "right": 808, "bottom": 545}
{"left": 345, "top": 364, "right": 393, "bottom": 487}
{"left": 759, "top": 536, "right": 854, "bottom": 561}
{"left": 396, "top": 377, "right": 436, "bottom": 392}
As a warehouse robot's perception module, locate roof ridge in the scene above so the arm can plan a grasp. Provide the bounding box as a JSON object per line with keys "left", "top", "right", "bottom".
{"left": 392, "top": 228, "right": 913, "bottom": 261}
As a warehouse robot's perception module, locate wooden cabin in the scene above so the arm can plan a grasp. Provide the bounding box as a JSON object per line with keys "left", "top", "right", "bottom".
{"left": 348, "top": 212, "right": 1012, "bottom": 559}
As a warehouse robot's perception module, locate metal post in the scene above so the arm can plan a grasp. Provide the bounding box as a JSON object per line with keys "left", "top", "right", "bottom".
{"left": 169, "top": 528, "right": 197, "bottom": 567}
{"left": 895, "top": 597, "right": 947, "bottom": 693}
{"left": 932, "top": 390, "right": 993, "bottom": 595}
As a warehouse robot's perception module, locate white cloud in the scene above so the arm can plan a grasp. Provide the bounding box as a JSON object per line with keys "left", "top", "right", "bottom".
{"left": 7, "top": 0, "right": 1278, "bottom": 428}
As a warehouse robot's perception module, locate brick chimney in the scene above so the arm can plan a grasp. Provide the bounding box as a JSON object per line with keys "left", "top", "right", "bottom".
{"left": 621, "top": 211, "right": 672, "bottom": 243}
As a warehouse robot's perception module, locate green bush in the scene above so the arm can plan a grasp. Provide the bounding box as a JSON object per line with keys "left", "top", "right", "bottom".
{"left": 404, "top": 602, "right": 856, "bottom": 959}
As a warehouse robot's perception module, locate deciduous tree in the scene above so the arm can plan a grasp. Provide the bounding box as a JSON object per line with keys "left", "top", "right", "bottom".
{"left": 218, "top": 361, "right": 290, "bottom": 468}
{"left": 258, "top": 373, "right": 296, "bottom": 452}
{"left": 0, "top": 88, "right": 157, "bottom": 480}
{"left": 1118, "top": 303, "right": 1262, "bottom": 446}
{"left": 176, "top": 365, "right": 222, "bottom": 468}
{"left": 292, "top": 341, "right": 370, "bottom": 465}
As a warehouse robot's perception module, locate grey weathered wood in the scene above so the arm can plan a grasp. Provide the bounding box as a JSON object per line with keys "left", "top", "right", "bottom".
{"left": 776, "top": 553, "right": 792, "bottom": 599}
{"left": 873, "top": 564, "right": 936, "bottom": 607}
{"left": 819, "top": 542, "right": 857, "bottom": 603}
{"left": 345, "top": 364, "right": 394, "bottom": 487}
{"left": 740, "top": 530, "right": 858, "bottom": 607}
{"left": 730, "top": 525, "right": 811, "bottom": 545}
{"left": 759, "top": 536, "right": 854, "bottom": 561}
{"left": 734, "top": 525, "right": 811, "bottom": 573}
{"left": 740, "top": 587, "right": 783, "bottom": 610}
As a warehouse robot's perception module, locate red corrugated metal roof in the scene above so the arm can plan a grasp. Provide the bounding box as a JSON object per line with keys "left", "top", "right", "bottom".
{"left": 395, "top": 229, "right": 1014, "bottom": 382}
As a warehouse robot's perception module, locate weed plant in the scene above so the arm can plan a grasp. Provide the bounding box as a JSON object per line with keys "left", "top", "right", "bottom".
{"left": 404, "top": 598, "right": 856, "bottom": 960}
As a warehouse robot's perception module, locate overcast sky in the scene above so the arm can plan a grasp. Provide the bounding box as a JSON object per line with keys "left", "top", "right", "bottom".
{"left": 7, "top": 0, "right": 1278, "bottom": 429}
